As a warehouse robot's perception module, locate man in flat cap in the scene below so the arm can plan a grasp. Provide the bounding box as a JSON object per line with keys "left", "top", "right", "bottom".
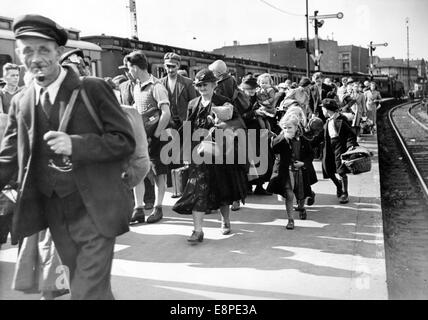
{"left": 160, "top": 52, "right": 197, "bottom": 198}
{"left": 161, "top": 52, "right": 197, "bottom": 129}
{"left": 0, "top": 14, "right": 136, "bottom": 299}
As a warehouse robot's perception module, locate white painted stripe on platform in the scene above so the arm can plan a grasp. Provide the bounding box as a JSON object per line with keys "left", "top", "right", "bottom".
{"left": 0, "top": 244, "right": 130, "bottom": 264}
{"left": 110, "top": 258, "right": 383, "bottom": 300}
{"left": 154, "top": 285, "right": 275, "bottom": 300}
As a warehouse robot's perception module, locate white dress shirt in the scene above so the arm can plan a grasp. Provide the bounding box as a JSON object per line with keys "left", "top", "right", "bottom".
{"left": 34, "top": 67, "right": 67, "bottom": 105}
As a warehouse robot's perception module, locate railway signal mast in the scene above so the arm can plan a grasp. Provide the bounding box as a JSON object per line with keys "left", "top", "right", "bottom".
{"left": 368, "top": 41, "right": 388, "bottom": 78}
{"left": 127, "top": 0, "right": 139, "bottom": 40}
{"left": 309, "top": 11, "right": 343, "bottom": 72}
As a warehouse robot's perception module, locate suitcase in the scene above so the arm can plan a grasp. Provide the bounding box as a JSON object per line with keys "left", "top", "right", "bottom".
{"left": 171, "top": 166, "right": 190, "bottom": 198}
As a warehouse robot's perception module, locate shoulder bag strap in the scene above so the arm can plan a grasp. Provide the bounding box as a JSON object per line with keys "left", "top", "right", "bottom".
{"left": 80, "top": 87, "right": 103, "bottom": 132}
{"left": 58, "top": 88, "right": 80, "bottom": 132}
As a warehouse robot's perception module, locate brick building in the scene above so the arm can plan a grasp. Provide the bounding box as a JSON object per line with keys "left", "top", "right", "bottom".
{"left": 212, "top": 38, "right": 340, "bottom": 73}
{"left": 338, "top": 45, "right": 370, "bottom": 74}
{"left": 373, "top": 57, "right": 419, "bottom": 92}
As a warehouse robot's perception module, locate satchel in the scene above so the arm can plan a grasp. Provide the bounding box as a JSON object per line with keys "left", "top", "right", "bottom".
{"left": 141, "top": 104, "right": 161, "bottom": 137}
{"left": 80, "top": 88, "right": 150, "bottom": 189}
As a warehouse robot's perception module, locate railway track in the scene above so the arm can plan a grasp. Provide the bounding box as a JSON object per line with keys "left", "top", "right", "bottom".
{"left": 377, "top": 99, "right": 428, "bottom": 299}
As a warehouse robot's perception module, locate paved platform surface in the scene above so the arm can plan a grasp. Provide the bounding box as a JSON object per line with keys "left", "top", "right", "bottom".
{"left": 0, "top": 134, "right": 387, "bottom": 300}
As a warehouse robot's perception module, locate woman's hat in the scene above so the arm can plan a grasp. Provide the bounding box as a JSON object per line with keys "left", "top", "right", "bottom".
{"left": 194, "top": 68, "right": 217, "bottom": 85}
{"left": 240, "top": 74, "right": 259, "bottom": 90}
{"left": 322, "top": 98, "right": 339, "bottom": 112}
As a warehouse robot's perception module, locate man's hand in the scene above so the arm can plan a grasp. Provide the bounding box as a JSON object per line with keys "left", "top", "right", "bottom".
{"left": 44, "top": 131, "right": 72, "bottom": 156}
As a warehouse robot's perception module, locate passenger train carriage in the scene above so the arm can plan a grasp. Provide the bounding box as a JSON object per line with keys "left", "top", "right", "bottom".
{"left": 0, "top": 16, "right": 402, "bottom": 98}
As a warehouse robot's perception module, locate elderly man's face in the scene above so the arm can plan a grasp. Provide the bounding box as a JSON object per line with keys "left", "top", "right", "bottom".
{"left": 16, "top": 37, "right": 64, "bottom": 86}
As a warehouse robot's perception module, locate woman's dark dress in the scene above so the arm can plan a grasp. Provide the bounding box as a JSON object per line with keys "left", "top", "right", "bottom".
{"left": 173, "top": 94, "right": 247, "bottom": 215}
{"left": 241, "top": 94, "right": 274, "bottom": 185}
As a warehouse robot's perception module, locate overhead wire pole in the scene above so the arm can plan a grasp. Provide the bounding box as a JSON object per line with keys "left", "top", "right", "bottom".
{"left": 406, "top": 17, "right": 410, "bottom": 94}
{"left": 305, "top": 0, "right": 310, "bottom": 77}
{"left": 127, "top": 0, "right": 139, "bottom": 40}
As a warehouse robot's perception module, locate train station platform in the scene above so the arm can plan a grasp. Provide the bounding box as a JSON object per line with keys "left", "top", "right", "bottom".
{"left": 0, "top": 134, "right": 388, "bottom": 300}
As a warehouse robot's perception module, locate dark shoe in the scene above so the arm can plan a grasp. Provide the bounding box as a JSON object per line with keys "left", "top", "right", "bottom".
{"left": 221, "top": 221, "right": 231, "bottom": 235}
{"left": 187, "top": 230, "right": 204, "bottom": 243}
{"left": 336, "top": 188, "right": 343, "bottom": 198}
{"left": 146, "top": 206, "right": 163, "bottom": 223}
{"left": 298, "top": 208, "right": 307, "bottom": 220}
{"left": 307, "top": 191, "right": 316, "bottom": 206}
{"left": 231, "top": 201, "right": 240, "bottom": 211}
{"left": 254, "top": 186, "right": 272, "bottom": 196}
{"left": 339, "top": 193, "right": 349, "bottom": 204}
{"left": 130, "top": 207, "right": 145, "bottom": 224}
{"left": 144, "top": 203, "right": 154, "bottom": 210}
{"left": 286, "top": 219, "right": 295, "bottom": 230}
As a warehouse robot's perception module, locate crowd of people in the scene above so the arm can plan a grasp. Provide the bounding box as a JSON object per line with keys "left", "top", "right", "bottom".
{"left": 0, "top": 14, "right": 383, "bottom": 300}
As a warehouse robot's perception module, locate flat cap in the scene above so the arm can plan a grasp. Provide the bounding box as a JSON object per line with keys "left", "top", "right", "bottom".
{"left": 164, "top": 52, "right": 181, "bottom": 65}
{"left": 60, "top": 48, "right": 84, "bottom": 64}
{"left": 322, "top": 98, "right": 339, "bottom": 112}
{"left": 194, "top": 68, "right": 217, "bottom": 85}
{"left": 13, "top": 14, "right": 68, "bottom": 46}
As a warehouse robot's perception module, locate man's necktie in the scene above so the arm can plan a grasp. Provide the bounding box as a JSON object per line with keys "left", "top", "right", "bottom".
{"left": 41, "top": 89, "right": 52, "bottom": 117}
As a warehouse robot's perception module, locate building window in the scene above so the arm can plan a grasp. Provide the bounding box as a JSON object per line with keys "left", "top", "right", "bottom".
{"left": 0, "top": 20, "right": 12, "bottom": 30}
{"left": 68, "top": 31, "right": 79, "bottom": 40}
{"left": 341, "top": 53, "right": 350, "bottom": 61}
{"left": 343, "top": 62, "right": 350, "bottom": 73}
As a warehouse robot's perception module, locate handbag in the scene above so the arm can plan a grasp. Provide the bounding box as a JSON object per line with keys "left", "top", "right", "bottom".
{"left": 196, "top": 127, "right": 221, "bottom": 159}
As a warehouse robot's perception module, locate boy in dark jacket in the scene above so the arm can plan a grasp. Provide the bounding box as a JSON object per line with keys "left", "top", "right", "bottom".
{"left": 321, "top": 99, "right": 358, "bottom": 204}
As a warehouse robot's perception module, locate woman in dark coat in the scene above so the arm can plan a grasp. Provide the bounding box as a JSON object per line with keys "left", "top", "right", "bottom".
{"left": 240, "top": 75, "right": 274, "bottom": 196}
{"left": 173, "top": 69, "right": 247, "bottom": 243}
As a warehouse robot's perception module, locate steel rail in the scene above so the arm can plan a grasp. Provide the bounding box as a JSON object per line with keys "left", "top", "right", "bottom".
{"left": 388, "top": 100, "right": 428, "bottom": 199}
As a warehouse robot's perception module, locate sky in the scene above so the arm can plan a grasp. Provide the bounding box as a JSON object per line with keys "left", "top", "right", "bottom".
{"left": 2, "top": 0, "right": 428, "bottom": 61}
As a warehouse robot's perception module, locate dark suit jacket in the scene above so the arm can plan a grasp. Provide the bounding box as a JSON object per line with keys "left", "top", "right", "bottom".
{"left": 321, "top": 113, "right": 357, "bottom": 178}
{"left": 119, "top": 79, "right": 135, "bottom": 106}
{"left": 309, "top": 83, "right": 332, "bottom": 119}
{"left": 161, "top": 74, "right": 198, "bottom": 123}
{"left": 215, "top": 75, "right": 238, "bottom": 100}
{"left": 0, "top": 68, "right": 136, "bottom": 239}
